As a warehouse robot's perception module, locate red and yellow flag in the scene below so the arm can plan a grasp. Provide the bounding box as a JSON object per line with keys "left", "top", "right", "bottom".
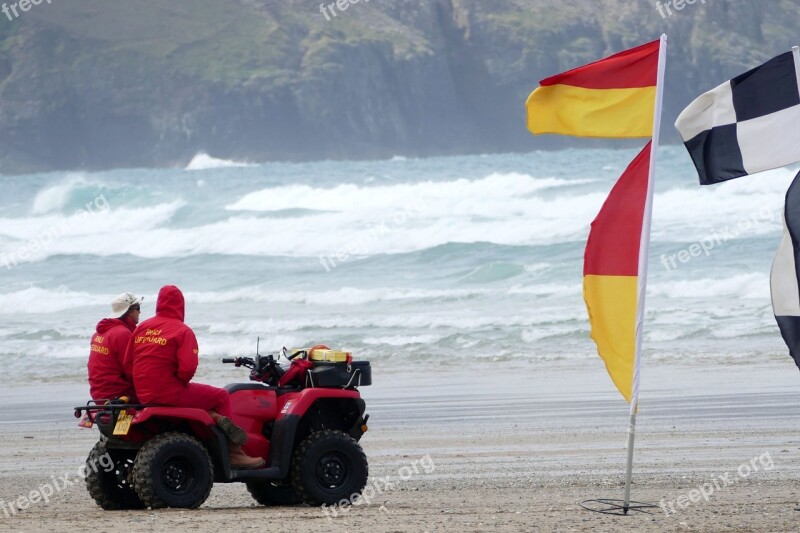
{"left": 526, "top": 38, "right": 664, "bottom": 403}
{"left": 526, "top": 40, "right": 660, "bottom": 138}
{"left": 583, "top": 142, "right": 651, "bottom": 401}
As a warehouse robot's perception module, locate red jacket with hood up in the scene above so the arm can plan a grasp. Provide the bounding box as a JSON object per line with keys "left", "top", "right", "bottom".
{"left": 124, "top": 285, "right": 199, "bottom": 405}
{"left": 88, "top": 317, "right": 137, "bottom": 401}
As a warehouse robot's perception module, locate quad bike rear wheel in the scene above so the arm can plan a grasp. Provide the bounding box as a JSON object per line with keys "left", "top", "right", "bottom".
{"left": 85, "top": 440, "right": 145, "bottom": 510}
{"left": 246, "top": 479, "right": 299, "bottom": 506}
{"left": 132, "top": 432, "right": 213, "bottom": 509}
{"left": 291, "top": 429, "right": 368, "bottom": 506}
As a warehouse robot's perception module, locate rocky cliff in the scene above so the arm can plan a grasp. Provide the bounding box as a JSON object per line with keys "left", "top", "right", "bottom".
{"left": 0, "top": 0, "right": 795, "bottom": 172}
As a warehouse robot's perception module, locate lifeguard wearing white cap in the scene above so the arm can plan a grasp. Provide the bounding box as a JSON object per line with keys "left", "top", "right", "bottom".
{"left": 108, "top": 293, "right": 143, "bottom": 319}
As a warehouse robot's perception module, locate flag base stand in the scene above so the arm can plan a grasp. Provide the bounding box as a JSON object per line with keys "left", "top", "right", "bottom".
{"left": 579, "top": 416, "right": 659, "bottom": 517}
{"left": 579, "top": 498, "right": 659, "bottom": 516}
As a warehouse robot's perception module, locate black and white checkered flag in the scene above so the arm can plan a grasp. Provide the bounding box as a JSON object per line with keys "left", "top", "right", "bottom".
{"left": 675, "top": 47, "right": 800, "bottom": 185}
{"left": 772, "top": 171, "right": 800, "bottom": 370}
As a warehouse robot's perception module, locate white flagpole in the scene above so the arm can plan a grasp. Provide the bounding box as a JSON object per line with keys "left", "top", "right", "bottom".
{"left": 623, "top": 33, "right": 667, "bottom": 514}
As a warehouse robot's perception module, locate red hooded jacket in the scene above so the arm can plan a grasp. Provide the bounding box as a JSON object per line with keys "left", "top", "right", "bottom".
{"left": 124, "top": 286, "right": 199, "bottom": 405}
{"left": 88, "top": 317, "right": 137, "bottom": 401}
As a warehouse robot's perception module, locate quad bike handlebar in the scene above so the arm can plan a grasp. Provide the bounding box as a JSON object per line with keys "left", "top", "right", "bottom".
{"left": 221, "top": 347, "right": 369, "bottom": 390}
{"left": 221, "top": 351, "right": 305, "bottom": 385}
{"left": 222, "top": 349, "right": 305, "bottom": 367}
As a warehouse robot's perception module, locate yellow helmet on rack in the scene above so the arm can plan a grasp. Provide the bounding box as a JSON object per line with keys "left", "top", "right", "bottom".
{"left": 295, "top": 344, "right": 352, "bottom": 363}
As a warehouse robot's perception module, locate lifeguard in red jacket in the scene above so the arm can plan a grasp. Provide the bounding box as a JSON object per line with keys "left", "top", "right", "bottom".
{"left": 124, "top": 285, "right": 264, "bottom": 469}
{"left": 88, "top": 293, "right": 142, "bottom": 402}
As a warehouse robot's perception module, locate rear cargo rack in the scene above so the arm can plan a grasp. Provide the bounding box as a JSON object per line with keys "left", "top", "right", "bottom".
{"left": 74, "top": 401, "right": 162, "bottom": 417}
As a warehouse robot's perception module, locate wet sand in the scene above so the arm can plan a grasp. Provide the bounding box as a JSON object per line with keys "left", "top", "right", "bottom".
{"left": 1, "top": 359, "right": 800, "bottom": 532}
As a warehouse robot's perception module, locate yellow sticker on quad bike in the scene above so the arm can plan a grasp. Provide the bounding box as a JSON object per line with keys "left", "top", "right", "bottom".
{"left": 307, "top": 349, "right": 351, "bottom": 362}
{"left": 113, "top": 411, "right": 133, "bottom": 436}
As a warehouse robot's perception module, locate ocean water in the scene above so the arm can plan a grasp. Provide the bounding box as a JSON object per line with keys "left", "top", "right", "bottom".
{"left": 0, "top": 147, "right": 797, "bottom": 384}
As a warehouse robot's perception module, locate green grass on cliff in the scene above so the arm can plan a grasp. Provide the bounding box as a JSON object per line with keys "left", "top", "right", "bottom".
{"left": 21, "top": 0, "right": 431, "bottom": 87}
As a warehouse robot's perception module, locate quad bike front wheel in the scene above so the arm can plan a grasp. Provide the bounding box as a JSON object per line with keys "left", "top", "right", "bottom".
{"left": 246, "top": 479, "right": 299, "bottom": 506}
{"left": 291, "top": 429, "right": 368, "bottom": 506}
{"left": 85, "top": 440, "right": 145, "bottom": 510}
{"left": 132, "top": 432, "right": 213, "bottom": 509}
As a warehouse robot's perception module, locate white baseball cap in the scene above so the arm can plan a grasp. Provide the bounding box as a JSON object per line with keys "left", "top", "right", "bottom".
{"left": 108, "top": 293, "right": 143, "bottom": 319}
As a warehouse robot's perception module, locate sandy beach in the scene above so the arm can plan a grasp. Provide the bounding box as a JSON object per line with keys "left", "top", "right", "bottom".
{"left": 2, "top": 2, "right": 798, "bottom": 532}
{"left": 1, "top": 359, "right": 799, "bottom": 532}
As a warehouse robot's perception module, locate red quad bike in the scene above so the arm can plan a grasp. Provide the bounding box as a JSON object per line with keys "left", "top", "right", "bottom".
{"left": 74, "top": 346, "right": 371, "bottom": 510}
